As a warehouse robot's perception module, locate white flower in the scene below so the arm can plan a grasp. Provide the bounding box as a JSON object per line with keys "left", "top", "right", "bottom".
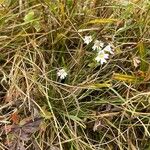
{"left": 133, "top": 56, "right": 140, "bottom": 68}
{"left": 95, "top": 51, "right": 109, "bottom": 64}
{"left": 57, "top": 69, "right": 67, "bottom": 80}
{"left": 83, "top": 36, "right": 92, "bottom": 45}
{"left": 92, "top": 40, "right": 104, "bottom": 51}
{"left": 103, "top": 44, "right": 114, "bottom": 54}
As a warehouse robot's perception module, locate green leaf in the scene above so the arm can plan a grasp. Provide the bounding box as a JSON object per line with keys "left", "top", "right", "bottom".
{"left": 24, "top": 11, "right": 35, "bottom": 23}
{"left": 88, "top": 63, "right": 97, "bottom": 68}
{"left": 32, "top": 20, "right": 41, "bottom": 32}
{"left": 85, "top": 18, "right": 118, "bottom": 24}
{"left": 81, "top": 83, "right": 112, "bottom": 89}
{"left": 138, "top": 42, "right": 148, "bottom": 71}
{"left": 112, "top": 73, "right": 143, "bottom": 83}
{"left": 67, "top": 115, "right": 86, "bottom": 128}
{"left": 66, "top": 0, "right": 73, "bottom": 8}
{"left": 3, "top": 0, "right": 15, "bottom": 7}
{"left": 80, "top": 18, "right": 118, "bottom": 29}
{"left": 40, "top": 106, "right": 52, "bottom": 119}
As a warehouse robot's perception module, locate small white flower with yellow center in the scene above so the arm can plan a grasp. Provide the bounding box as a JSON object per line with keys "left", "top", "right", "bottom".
{"left": 83, "top": 36, "right": 92, "bottom": 45}
{"left": 92, "top": 40, "right": 104, "bottom": 51}
{"left": 57, "top": 68, "right": 67, "bottom": 80}
{"left": 95, "top": 51, "right": 109, "bottom": 64}
{"left": 103, "top": 44, "right": 114, "bottom": 54}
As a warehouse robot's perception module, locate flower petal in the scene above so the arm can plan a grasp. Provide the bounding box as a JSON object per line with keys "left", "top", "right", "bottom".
{"left": 103, "top": 44, "right": 114, "bottom": 54}
{"left": 83, "top": 36, "right": 92, "bottom": 45}
{"left": 92, "top": 40, "right": 104, "bottom": 51}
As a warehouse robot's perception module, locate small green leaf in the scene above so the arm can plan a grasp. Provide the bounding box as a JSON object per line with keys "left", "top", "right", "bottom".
{"left": 66, "top": 0, "right": 73, "bottom": 8}
{"left": 32, "top": 20, "right": 41, "bottom": 32}
{"left": 3, "top": 0, "right": 13, "bottom": 7}
{"left": 24, "top": 11, "right": 35, "bottom": 23}
{"left": 67, "top": 115, "right": 86, "bottom": 128}
{"left": 68, "top": 115, "right": 82, "bottom": 122}
{"left": 40, "top": 106, "right": 52, "bottom": 119}
{"left": 88, "top": 63, "right": 97, "bottom": 68}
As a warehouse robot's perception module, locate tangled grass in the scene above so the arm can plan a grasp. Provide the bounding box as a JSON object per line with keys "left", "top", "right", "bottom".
{"left": 0, "top": 0, "right": 150, "bottom": 149}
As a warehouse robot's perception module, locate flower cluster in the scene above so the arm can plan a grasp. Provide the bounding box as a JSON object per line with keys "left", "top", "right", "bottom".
{"left": 56, "top": 36, "right": 114, "bottom": 80}
{"left": 83, "top": 35, "right": 114, "bottom": 65}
